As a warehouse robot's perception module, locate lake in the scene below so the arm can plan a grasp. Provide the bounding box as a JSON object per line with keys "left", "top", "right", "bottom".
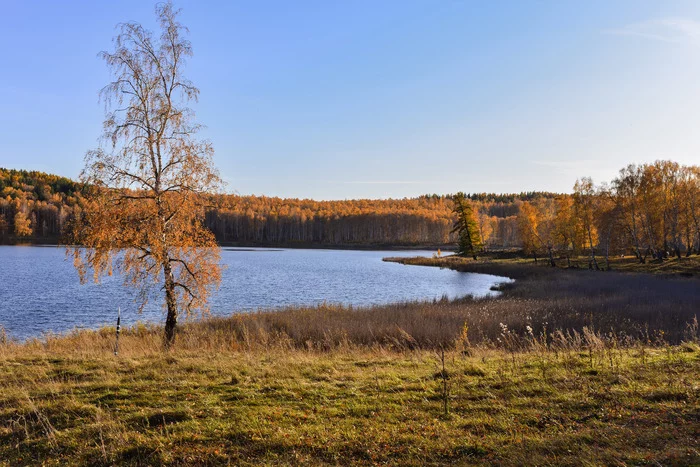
{"left": 0, "top": 245, "right": 510, "bottom": 340}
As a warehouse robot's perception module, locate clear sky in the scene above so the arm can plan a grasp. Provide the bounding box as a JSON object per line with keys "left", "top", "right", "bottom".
{"left": 1, "top": 1, "right": 700, "bottom": 199}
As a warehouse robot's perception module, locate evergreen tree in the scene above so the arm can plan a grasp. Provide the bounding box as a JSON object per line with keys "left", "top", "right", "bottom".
{"left": 452, "top": 192, "right": 483, "bottom": 259}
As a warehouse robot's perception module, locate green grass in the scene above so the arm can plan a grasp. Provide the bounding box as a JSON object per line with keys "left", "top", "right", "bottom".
{"left": 604, "top": 255, "right": 700, "bottom": 275}
{"left": 1, "top": 345, "right": 699, "bottom": 466}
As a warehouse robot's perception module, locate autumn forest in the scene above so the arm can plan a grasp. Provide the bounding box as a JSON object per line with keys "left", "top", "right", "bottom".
{"left": 1, "top": 160, "right": 698, "bottom": 261}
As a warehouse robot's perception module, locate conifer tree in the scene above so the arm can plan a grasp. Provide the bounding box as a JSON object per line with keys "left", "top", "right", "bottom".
{"left": 451, "top": 192, "right": 483, "bottom": 259}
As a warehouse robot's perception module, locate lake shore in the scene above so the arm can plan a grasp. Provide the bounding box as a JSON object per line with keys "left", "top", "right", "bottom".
{"left": 219, "top": 241, "right": 456, "bottom": 251}
{"left": 0, "top": 238, "right": 456, "bottom": 252}
{"left": 1, "top": 257, "right": 699, "bottom": 465}
{"left": 383, "top": 252, "right": 700, "bottom": 277}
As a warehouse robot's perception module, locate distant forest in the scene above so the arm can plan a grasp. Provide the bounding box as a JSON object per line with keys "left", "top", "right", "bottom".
{"left": 2, "top": 161, "right": 699, "bottom": 260}
{"left": 0, "top": 168, "right": 548, "bottom": 247}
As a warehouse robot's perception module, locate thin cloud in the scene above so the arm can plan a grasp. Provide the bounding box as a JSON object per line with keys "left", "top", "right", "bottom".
{"left": 606, "top": 18, "right": 700, "bottom": 47}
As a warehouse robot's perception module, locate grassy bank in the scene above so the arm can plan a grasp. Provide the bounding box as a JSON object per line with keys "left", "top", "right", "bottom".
{"left": 1, "top": 257, "right": 699, "bottom": 465}
{"left": 389, "top": 252, "right": 700, "bottom": 276}
{"left": 1, "top": 341, "right": 699, "bottom": 465}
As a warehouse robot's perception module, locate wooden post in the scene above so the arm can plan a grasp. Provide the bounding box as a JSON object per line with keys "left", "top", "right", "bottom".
{"left": 114, "top": 307, "right": 121, "bottom": 356}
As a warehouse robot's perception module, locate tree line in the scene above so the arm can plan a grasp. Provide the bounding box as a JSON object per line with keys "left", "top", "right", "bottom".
{"left": 0, "top": 168, "right": 84, "bottom": 242}
{"left": 0, "top": 168, "right": 536, "bottom": 247}
{"left": 204, "top": 193, "right": 553, "bottom": 247}
{"left": 2, "top": 161, "right": 697, "bottom": 257}
{"left": 516, "top": 161, "right": 700, "bottom": 267}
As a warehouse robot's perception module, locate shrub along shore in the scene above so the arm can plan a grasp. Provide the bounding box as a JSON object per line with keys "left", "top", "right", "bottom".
{"left": 0, "top": 258, "right": 698, "bottom": 465}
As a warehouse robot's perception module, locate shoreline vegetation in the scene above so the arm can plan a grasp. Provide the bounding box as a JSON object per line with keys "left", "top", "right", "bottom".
{"left": 1, "top": 257, "right": 699, "bottom": 465}
{"left": 384, "top": 251, "right": 700, "bottom": 277}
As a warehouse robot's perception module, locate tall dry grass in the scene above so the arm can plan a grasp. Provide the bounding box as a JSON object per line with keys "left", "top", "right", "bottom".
{"left": 2, "top": 261, "right": 697, "bottom": 359}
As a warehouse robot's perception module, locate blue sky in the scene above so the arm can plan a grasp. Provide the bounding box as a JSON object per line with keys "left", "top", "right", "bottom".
{"left": 1, "top": 1, "right": 700, "bottom": 199}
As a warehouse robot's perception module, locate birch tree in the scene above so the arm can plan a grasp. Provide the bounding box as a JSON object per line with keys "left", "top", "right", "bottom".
{"left": 71, "top": 2, "right": 222, "bottom": 347}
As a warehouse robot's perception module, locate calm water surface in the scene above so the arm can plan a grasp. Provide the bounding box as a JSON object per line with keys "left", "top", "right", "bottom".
{"left": 0, "top": 246, "right": 510, "bottom": 340}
